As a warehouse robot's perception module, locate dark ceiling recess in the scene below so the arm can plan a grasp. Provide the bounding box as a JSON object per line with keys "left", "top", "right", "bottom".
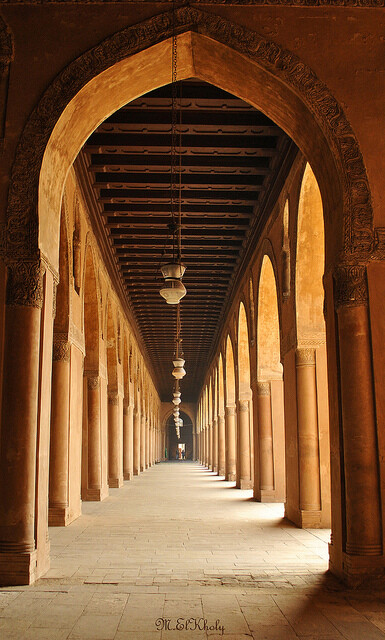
{"left": 80, "top": 81, "right": 298, "bottom": 402}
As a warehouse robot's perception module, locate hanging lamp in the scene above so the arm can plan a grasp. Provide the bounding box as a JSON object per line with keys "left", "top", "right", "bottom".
{"left": 159, "top": 0, "right": 186, "bottom": 305}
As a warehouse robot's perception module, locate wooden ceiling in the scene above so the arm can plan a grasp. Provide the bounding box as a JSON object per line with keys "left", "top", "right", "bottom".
{"left": 80, "top": 81, "right": 297, "bottom": 402}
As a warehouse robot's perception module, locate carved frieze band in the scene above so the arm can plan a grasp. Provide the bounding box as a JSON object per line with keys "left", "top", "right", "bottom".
{"left": 295, "top": 348, "right": 316, "bottom": 366}
{"left": 333, "top": 264, "right": 368, "bottom": 308}
{"left": 5, "top": 5, "right": 374, "bottom": 264}
{"left": 6, "top": 260, "right": 44, "bottom": 308}
{"left": 53, "top": 333, "right": 70, "bottom": 362}
{"left": 1, "top": 0, "right": 383, "bottom": 5}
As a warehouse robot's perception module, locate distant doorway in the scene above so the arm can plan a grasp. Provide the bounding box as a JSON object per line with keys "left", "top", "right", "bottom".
{"left": 167, "top": 411, "right": 193, "bottom": 460}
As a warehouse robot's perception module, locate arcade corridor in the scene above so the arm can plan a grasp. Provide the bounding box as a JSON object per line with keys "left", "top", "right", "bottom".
{"left": 1, "top": 462, "right": 385, "bottom": 639}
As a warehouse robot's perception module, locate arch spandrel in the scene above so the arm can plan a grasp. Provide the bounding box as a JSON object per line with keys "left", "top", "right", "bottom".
{"left": 5, "top": 7, "right": 373, "bottom": 278}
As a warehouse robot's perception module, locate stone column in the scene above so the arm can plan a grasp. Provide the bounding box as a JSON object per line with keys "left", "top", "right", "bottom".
{"left": 85, "top": 374, "right": 107, "bottom": 501}
{"left": 140, "top": 413, "right": 146, "bottom": 472}
{"left": 49, "top": 335, "right": 70, "bottom": 526}
{"left": 0, "top": 261, "right": 44, "bottom": 585}
{"left": 295, "top": 349, "right": 321, "bottom": 519}
{"left": 212, "top": 418, "right": 218, "bottom": 473}
{"left": 237, "top": 399, "right": 252, "bottom": 489}
{"left": 256, "top": 382, "right": 274, "bottom": 493}
{"left": 108, "top": 391, "right": 123, "bottom": 488}
{"left": 133, "top": 409, "right": 141, "bottom": 475}
{"left": 334, "top": 265, "right": 382, "bottom": 562}
{"left": 149, "top": 423, "right": 153, "bottom": 467}
{"left": 161, "top": 431, "right": 165, "bottom": 460}
{"left": 208, "top": 422, "right": 213, "bottom": 470}
{"left": 205, "top": 425, "right": 210, "bottom": 467}
{"left": 145, "top": 418, "right": 150, "bottom": 469}
{"left": 123, "top": 404, "right": 134, "bottom": 480}
{"left": 217, "top": 414, "right": 226, "bottom": 476}
{"left": 225, "top": 405, "right": 236, "bottom": 481}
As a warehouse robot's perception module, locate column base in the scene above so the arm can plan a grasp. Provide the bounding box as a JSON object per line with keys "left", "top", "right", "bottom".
{"left": 140, "top": 465, "right": 145, "bottom": 472}
{"left": 258, "top": 488, "right": 285, "bottom": 503}
{"left": 218, "top": 467, "right": 225, "bottom": 477}
{"left": 299, "top": 509, "right": 322, "bottom": 528}
{"left": 284, "top": 505, "right": 323, "bottom": 528}
{"left": 133, "top": 469, "right": 140, "bottom": 476}
{"left": 82, "top": 486, "right": 109, "bottom": 502}
{"left": 124, "top": 471, "right": 133, "bottom": 481}
{"left": 108, "top": 477, "right": 123, "bottom": 489}
{"left": 329, "top": 544, "right": 385, "bottom": 586}
{"left": 237, "top": 479, "right": 253, "bottom": 490}
{"left": 48, "top": 505, "right": 79, "bottom": 527}
{"left": 0, "top": 548, "right": 38, "bottom": 586}
{"left": 226, "top": 472, "right": 236, "bottom": 481}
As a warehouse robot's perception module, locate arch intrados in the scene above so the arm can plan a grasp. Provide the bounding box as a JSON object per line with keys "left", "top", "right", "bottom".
{"left": 55, "top": 202, "right": 71, "bottom": 334}
{"left": 163, "top": 405, "right": 195, "bottom": 428}
{"left": 83, "top": 244, "right": 100, "bottom": 370}
{"left": 106, "top": 300, "right": 118, "bottom": 387}
{"left": 7, "top": 8, "right": 371, "bottom": 277}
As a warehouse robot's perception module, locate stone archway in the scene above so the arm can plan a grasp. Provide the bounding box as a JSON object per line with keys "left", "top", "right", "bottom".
{"left": 0, "top": 7, "right": 381, "bottom": 586}
{"left": 5, "top": 6, "right": 373, "bottom": 278}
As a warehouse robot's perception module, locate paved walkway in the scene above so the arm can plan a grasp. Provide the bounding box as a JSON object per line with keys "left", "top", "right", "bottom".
{"left": 1, "top": 461, "right": 385, "bottom": 639}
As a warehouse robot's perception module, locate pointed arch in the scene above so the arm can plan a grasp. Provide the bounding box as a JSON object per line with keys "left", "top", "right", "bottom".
{"left": 296, "top": 163, "right": 325, "bottom": 340}
{"left": 255, "top": 254, "right": 285, "bottom": 503}
{"left": 292, "top": 162, "right": 331, "bottom": 528}
{"left": 5, "top": 7, "right": 372, "bottom": 281}
{"left": 238, "top": 301, "right": 251, "bottom": 400}
{"left": 225, "top": 335, "right": 236, "bottom": 408}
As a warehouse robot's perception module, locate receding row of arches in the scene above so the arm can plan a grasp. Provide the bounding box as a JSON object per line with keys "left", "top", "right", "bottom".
{"left": 48, "top": 171, "right": 163, "bottom": 527}
{"left": 197, "top": 163, "right": 331, "bottom": 528}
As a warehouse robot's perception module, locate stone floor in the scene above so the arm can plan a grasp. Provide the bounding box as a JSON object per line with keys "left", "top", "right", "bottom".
{"left": 1, "top": 461, "right": 385, "bottom": 639}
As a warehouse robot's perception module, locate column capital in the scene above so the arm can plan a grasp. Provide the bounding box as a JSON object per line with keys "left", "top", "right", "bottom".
{"left": 238, "top": 399, "right": 249, "bottom": 412}
{"left": 6, "top": 259, "right": 44, "bottom": 309}
{"left": 295, "top": 348, "right": 315, "bottom": 367}
{"left": 108, "top": 392, "right": 119, "bottom": 406}
{"left": 87, "top": 376, "right": 100, "bottom": 391}
{"left": 52, "top": 333, "right": 70, "bottom": 362}
{"left": 333, "top": 264, "right": 368, "bottom": 309}
{"left": 256, "top": 381, "right": 271, "bottom": 396}
{"left": 225, "top": 405, "right": 236, "bottom": 417}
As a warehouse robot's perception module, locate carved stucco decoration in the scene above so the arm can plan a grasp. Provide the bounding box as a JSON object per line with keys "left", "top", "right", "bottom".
{"left": 4, "top": 7, "right": 374, "bottom": 272}
{"left": 5, "top": 260, "right": 44, "bottom": 308}
{"left": 52, "top": 333, "right": 71, "bottom": 362}
{"left": 295, "top": 347, "right": 316, "bottom": 366}
{"left": 333, "top": 264, "right": 368, "bottom": 308}
{"left": 0, "top": 16, "right": 13, "bottom": 146}
{"left": 1, "top": 0, "right": 384, "bottom": 5}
